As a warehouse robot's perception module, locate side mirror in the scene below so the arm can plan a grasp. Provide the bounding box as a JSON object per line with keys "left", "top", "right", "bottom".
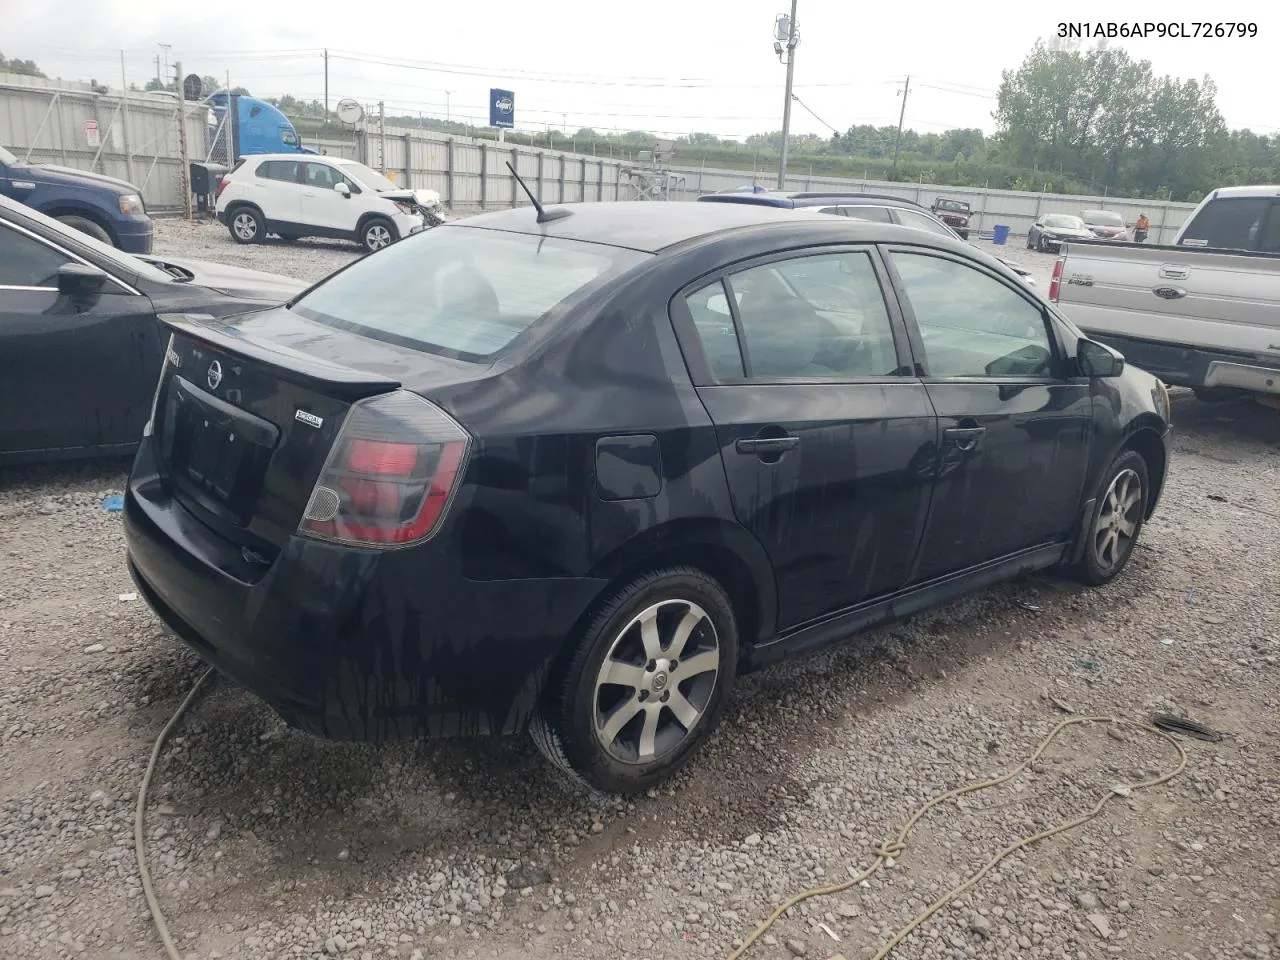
{"left": 334, "top": 181, "right": 351, "bottom": 198}
{"left": 56, "top": 262, "right": 108, "bottom": 309}
{"left": 1078, "top": 337, "right": 1125, "bottom": 378}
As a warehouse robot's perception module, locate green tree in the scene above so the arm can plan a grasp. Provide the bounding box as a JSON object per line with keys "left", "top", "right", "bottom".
{"left": 0, "top": 51, "right": 45, "bottom": 77}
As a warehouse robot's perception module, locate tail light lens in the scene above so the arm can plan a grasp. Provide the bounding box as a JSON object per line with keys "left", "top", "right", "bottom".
{"left": 1049, "top": 256, "right": 1065, "bottom": 302}
{"left": 299, "top": 391, "right": 470, "bottom": 548}
{"left": 214, "top": 178, "right": 230, "bottom": 200}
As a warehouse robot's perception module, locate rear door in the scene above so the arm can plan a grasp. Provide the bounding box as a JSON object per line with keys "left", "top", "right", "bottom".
{"left": 672, "top": 246, "right": 938, "bottom": 631}
{"left": 251, "top": 159, "right": 303, "bottom": 227}
{"left": 300, "top": 162, "right": 362, "bottom": 234}
{"left": 0, "top": 218, "right": 160, "bottom": 457}
{"left": 882, "top": 247, "right": 1091, "bottom": 579}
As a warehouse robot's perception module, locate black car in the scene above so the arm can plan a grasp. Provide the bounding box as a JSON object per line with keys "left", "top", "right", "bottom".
{"left": 1026, "top": 214, "right": 1096, "bottom": 252}
{"left": 0, "top": 195, "right": 305, "bottom": 466}
{"left": 123, "top": 201, "right": 1172, "bottom": 794}
{"left": 699, "top": 190, "right": 1036, "bottom": 286}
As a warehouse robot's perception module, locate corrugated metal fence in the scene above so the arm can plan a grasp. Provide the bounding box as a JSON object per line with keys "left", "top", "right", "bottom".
{"left": 1, "top": 76, "right": 1199, "bottom": 241}
{"left": 0, "top": 74, "right": 208, "bottom": 213}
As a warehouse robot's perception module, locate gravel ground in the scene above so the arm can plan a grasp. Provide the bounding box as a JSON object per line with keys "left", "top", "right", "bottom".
{"left": 1, "top": 223, "right": 1277, "bottom": 960}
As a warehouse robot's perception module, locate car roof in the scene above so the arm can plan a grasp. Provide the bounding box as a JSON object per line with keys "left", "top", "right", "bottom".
{"left": 1203, "top": 185, "right": 1280, "bottom": 200}
{"left": 699, "top": 190, "right": 932, "bottom": 211}
{"left": 242, "top": 153, "right": 353, "bottom": 164}
{"left": 444, "top": 200, "right": 960, "bottom": 255}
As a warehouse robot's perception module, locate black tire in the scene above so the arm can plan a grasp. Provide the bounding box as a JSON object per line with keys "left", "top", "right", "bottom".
{"left": 1026, "top": 232, "right": 1035, "bottom": 250}
{"left": 529, "top": 566, "right": 739, "bottom": 795}
{"left": 1072, "top": 449, "right": 1150, "bottom": 586}
{"left": 360, "top": 216, "right": 398, "bottom": 253}
{"left": 227, "top": 206, "right": 264, "bottom": 244}
{"left": 57, "top": 215, "right": 113, "bottom": 246}
{"left": 1192, "top": 387, "right": 1241, "bottom": 403}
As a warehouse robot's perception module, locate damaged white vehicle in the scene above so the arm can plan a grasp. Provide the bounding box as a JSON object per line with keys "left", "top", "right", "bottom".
{"left": 215, "top": 154, "right": 444, "bottom": 253}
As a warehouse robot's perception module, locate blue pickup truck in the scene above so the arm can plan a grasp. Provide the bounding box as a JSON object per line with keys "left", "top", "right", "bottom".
{"left": 0, "top": 143, "right": 154, "bottom": 254}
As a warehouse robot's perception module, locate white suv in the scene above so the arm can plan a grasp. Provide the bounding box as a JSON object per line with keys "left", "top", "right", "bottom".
{"left": 215, "top": 154, "right": 442, "bottom": 253}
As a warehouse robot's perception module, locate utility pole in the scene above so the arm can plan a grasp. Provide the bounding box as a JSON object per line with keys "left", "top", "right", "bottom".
{"left": 892, "top": 75, "right": 910, "bottom": 178}
{"left": 776, "top": 0, "right": 799, "bottom": 190}
{"left": 159, "top": 44, "right": 171, "bottom": 85}
{"left": 323, "top": 49, "right": 329, "bottom": 122}
{"left": 445, "top": 91, "right": 451, "bottom": 123}
{"left": 154, "top": 55, "right": 161, "bottom": 89}
{"left": 175, "top": 60, "right": 192, "bottom": 221}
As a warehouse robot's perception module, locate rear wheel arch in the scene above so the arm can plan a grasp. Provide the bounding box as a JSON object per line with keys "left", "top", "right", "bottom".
{"left": 583, "top": 520, "right": 777, "bottom": 657}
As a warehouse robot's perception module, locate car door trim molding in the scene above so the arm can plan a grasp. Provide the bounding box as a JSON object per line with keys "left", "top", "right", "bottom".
{"left": 0, "top": 217, "right": 140, "bottom": 296}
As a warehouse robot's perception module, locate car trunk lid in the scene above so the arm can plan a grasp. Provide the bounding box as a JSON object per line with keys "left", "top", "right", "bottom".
{"left": 151, "top": 309, "right": 483, "bottom": 555}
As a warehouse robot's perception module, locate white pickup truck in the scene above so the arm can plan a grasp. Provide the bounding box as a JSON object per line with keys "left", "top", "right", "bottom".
{"left": 1049, "top": 185, "right": 1280, "bottom": 405}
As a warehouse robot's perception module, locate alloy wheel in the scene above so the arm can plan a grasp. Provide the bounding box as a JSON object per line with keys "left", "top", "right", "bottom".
{"left": 592, "top": 599, "right": 720, "bottom": 764}
{"left": 365, "top": 224, "right": 392, "bottom": 250}
{"left": 1093, "top": 467, "right": 1143, "bottom": 572}
{"left": 232, "top": 213, "right": 257, "bottom": 241}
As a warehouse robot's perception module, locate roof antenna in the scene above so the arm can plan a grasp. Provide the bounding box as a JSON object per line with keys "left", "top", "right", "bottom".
{"left": 505, "top": 161, "right": 572, "bottom": 224}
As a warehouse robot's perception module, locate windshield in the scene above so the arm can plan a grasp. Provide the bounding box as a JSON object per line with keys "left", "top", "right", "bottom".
{"left": 290, "top": 226, "right": 650, "bottom": 361}
{"left": 1082, "top": 210, "right": 1124, "bottom": 226}
{"left": 340, "top": 161, "right": 402, "bottom": 193}
{"left": 935, "top": 199, "right": 968, "bottom": 213}
{"left": 1045, "top": 215, "right": 1085, "bottom": 229}
{"left": 0, "top": 144, "right": 17, "bottom": 166}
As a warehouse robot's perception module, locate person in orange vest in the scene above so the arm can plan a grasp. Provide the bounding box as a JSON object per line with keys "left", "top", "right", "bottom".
{"left": 1135, "top": 213, "right": 1150, "bottom": 243}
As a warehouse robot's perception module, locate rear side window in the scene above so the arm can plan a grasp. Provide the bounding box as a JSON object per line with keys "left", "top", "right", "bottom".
{"left": 686, "top": 281, "right": 745, "bottom": 379}
{"left": 291, "top": 227, "right": 649, "bottom": 361}
{"left": 894, "top": 209, "right": 956, "bottom": 239}
{"left": 1179, "top": 197, "right": 1271, "bottom": 250}
{"left": 256, "top": 160, "right": 300, "bottom": 183}
{"left": 723, "top": 252, "right": 900, "bottom": 379}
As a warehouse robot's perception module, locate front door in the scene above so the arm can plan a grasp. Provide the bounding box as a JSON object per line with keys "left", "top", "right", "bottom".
{"left": 674, "top": 247, "right": 938, "bottom": 631}
{"left": 883, "top": 247, "right": 1091, "bottom": 581}
{"left": 300, "top": 162, "right": 361, "bottom": 234}
{"left": 0, "top": 219, "right": 160, "bottom": 457}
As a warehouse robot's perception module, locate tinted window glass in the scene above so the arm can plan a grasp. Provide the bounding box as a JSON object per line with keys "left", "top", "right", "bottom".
{"left": 291, "top": 226, "right": 648, "bottom": 361}
{"left": 815, "top": 206, "right": 847, "bottom": 216}
{"left": 1180, "top": 197, "right": 1271, "bottom": 250}
{"left": 257, "top": 160, "right": 300, "bottom": 182}
{"left": 0, "top": 223, "right": 71, "bottom": 287}
{"left": 1259, "top": 203, "right": 1280, "bottom": 253}
{"left": 890, "top": 252, "right": 1053, "bottom": 378}
{"left": 894, "top": 209, "right": 956, "bottom": 238}
{"left": 841, "top": 205, "right": 892, "bottom": 223}
{"left": 686, "top": 280, "right": 745, "bottom": 379}
{"left": 302, "top": 162, "right": 352, "bottom": 190}
{"left": 1044, "top": 215, "right": 1085, "bottom": 229}
{"left": 726, "top": 252, "right": 899, "bottom": 379}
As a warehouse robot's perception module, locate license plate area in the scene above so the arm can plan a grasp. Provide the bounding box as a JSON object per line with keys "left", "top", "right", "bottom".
{"left": 161, "top": 376, "right": 280, "bottom": 526}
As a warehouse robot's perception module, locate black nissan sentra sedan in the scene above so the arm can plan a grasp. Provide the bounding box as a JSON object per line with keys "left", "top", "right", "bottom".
{"left": 123, "top": 200, "right": 1172, "bottom": 794}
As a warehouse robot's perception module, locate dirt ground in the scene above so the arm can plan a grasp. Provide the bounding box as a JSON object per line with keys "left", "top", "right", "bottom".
{"left": 0, "top": 220, "right": 1276, "bottom": 960}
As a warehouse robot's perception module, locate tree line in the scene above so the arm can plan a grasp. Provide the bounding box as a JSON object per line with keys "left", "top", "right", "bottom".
{"left": 4, "top": 43, "right": 1277, "bottom": 200}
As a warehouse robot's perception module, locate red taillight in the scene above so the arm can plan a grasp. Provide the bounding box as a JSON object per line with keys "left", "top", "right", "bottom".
{"left": 1048, "top": 256, "right": 1065, "bottom": 302}
{"left": 300, "top": 392, "right": 471, "bottom": 548}
{"left": 347, "top": 439, "right": 418, "bottom": 476}
{"left": 214, "top": 177, "right": 230, "bottom": 200}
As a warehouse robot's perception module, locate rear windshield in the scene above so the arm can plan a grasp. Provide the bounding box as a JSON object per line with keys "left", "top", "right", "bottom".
{"left": 290, "top": 226, "right": 649, "bottom": 361}
{"left": 1082, "top": 210, "right": 1123, "bottom": 226}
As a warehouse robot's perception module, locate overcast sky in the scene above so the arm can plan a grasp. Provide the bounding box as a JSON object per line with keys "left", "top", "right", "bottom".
{"left": 4, "top": 0, "right": 1274, "bottom": 140}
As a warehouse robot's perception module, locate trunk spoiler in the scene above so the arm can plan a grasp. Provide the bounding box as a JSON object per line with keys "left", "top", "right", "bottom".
{"left": 159, "top": 313, "right": 401, "bottom": 401}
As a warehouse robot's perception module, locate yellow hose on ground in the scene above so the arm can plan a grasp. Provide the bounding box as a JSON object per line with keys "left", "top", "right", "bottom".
{"left": 727, "top": 715, "right": 1189, "bottom": 960}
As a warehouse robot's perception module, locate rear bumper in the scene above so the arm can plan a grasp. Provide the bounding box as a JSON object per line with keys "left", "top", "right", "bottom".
{"left": 123, "top": 439, "right": 606, "bottom": 741}
{"left": 116, "top": 218, "right": 154, "bottom": 255}
{"left": 1082, "top": 333, "right": 1280, "bottom": 395}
